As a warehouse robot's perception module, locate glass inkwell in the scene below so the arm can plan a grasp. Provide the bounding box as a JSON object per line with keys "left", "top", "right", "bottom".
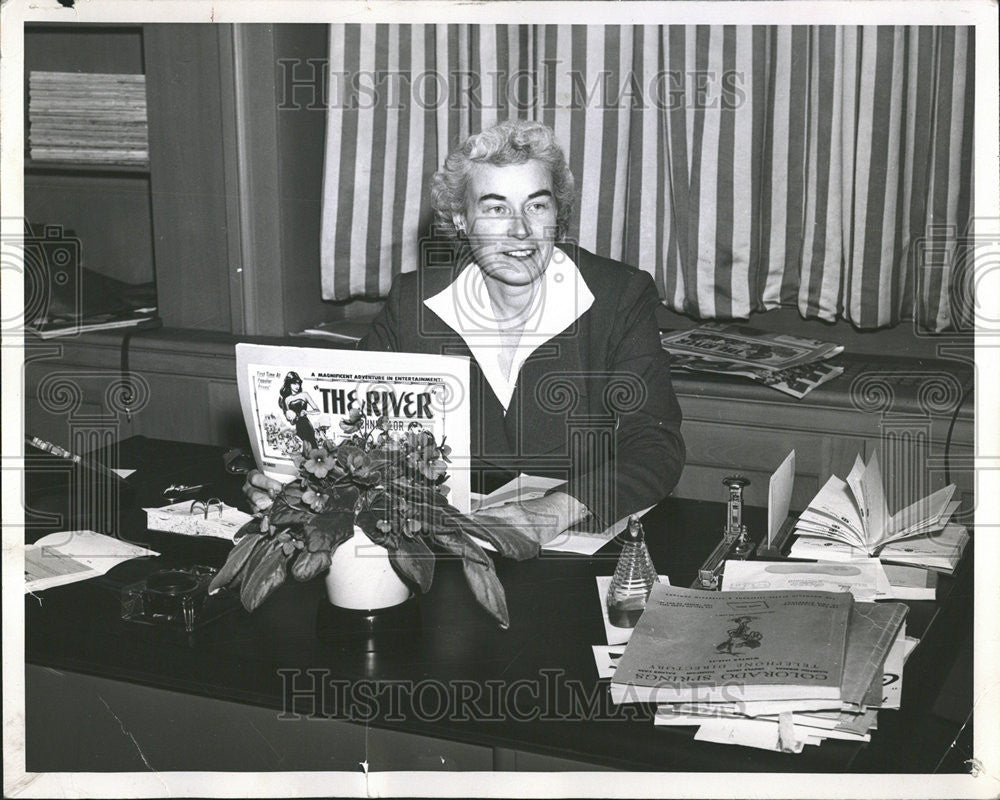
{"left": 606, "top": 515, "right": 658, "bottom": 628}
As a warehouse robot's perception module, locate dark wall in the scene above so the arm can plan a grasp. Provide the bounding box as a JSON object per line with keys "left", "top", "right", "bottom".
{"left": 273, "top": 24, "right": 353, "bottom": 333}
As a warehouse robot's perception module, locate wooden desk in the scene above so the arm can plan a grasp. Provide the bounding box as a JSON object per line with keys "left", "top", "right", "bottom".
{"left": 23, "top": 437, "right": 972, "bottom": 773}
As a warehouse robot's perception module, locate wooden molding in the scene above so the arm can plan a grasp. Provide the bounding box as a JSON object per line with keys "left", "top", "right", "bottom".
{"left": 219, "top": 24, "right": 286, "bottom": 337}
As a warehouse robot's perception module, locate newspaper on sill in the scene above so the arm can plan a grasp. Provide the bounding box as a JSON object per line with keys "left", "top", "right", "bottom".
{"left": 660, "top": 323, "right": 844, "bottom": 399}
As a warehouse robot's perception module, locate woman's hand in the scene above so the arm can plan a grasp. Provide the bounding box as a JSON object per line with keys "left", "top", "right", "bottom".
{"left": 473, "top": 492, "right": 589, "bottom": 545}
{"left": 243, "top": 469, "right": 283, "bottom": 512}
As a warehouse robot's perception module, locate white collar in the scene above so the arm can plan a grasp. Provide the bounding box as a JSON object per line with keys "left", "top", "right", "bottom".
{"left": 423, "top": 248, "right": 595, "bottom": 411}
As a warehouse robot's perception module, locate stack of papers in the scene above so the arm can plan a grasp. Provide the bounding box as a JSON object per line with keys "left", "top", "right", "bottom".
{"left": 25, "top": 530, "right": 158, "bottom": 592}
{"left": 789, "top": 524, "right": 969, "bottom": 574}
{"left": 654, "top": 624, "right": 918, "bottom": 752}
{"left": 607, "top": 584, "right": 908, "bottom": 753}
{"left": 28, "top": 71, "right": 149, "bottom": 165}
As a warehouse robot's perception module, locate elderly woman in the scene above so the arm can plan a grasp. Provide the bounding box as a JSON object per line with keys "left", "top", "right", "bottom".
{"left": 362, "top": 119, "right": 684, "bottom": 542}
{"left": 249, "top": 120, "right": 684, "bottom": 543}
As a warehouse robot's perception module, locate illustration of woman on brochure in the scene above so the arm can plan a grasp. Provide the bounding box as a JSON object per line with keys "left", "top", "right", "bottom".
{"left": 278, "top": 372, "right": 321, "bottom": 452}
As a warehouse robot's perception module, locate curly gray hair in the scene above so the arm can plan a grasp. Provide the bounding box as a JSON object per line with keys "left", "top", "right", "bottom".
{"left": 429, "top": 120, "right": 576, "bottom": 239}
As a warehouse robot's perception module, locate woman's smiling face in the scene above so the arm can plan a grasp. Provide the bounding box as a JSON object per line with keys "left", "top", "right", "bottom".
{"left": 454, "top": 159, "right": 559, "bottom": 288}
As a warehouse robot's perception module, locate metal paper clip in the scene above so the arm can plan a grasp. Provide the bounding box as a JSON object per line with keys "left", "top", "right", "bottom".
{"left": 190, "top": 498, "right": 224, "bottom": 518}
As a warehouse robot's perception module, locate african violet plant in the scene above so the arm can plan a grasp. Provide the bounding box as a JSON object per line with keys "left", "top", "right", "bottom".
{"left": 209, "top": 409, "right": 539, "bottom": 628}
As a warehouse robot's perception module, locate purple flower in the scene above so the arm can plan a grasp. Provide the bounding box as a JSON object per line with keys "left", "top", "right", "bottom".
{"left": 301, "top": 488, "right": 328, "bottom": 512}
{"left": 303, "top": 448, "right": 336, "bottom": 478}
{"left": 338, "top": 445, "right": 376, "bottom": 482}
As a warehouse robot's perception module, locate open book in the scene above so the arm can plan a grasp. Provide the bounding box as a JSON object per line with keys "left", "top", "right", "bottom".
{"left": 794, "top": 453, "right": 957, "bottom": 557}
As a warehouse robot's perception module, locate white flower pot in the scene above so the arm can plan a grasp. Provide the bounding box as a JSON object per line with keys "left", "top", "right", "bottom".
{"left": 324, "top": 526, "right": 411, "bottom": 610}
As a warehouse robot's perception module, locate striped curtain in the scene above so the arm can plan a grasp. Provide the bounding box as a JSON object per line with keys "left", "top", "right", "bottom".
{"left": 320, "top": 25, "right": 974, "bottom": 331}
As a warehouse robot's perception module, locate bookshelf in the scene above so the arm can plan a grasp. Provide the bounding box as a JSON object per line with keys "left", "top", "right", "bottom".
{"left": 23, "top": 23, "right": 331, "bottom": 443}
{"left": 24, "top": 161, "right": 151, "bottom": 176}
{"left": 24, "top": 23, "right": 155, "bottom": 295}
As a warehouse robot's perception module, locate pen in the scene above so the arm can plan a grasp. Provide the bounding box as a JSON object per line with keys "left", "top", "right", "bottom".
{"left": 26, "top": 434, "right": 127, "bottom": 483}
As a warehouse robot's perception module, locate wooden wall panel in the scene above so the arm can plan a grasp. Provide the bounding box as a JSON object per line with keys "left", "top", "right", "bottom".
{"left": 25, "top": 25, "right": 144, "bottom": 74}
{"left": 273, "top": 24, "right": 332, "bottom": 334}
{"left": 25, "top": 174, "right": 155, "bottom": 285}
{"left": 207, "top": 379, "right": 246, "bottom": 447}
{"left": 674, "top": 387, "right": 974, "bottom": 513}
{"left": 24, "top": 334, "right": 976, "bottom": 513}
{"left": 143, "top": 25, "right": 232, "bottom": 331}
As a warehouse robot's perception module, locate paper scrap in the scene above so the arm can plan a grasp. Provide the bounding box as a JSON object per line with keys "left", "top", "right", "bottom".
{"left": 596, "top": 574, "right": 670, "bottom": 645}
{"left": 776, "top": 712, "right": 800, "bottom": 753}
{"left": 145, "top": 501, "right": 253, "bottom": 541}
{"left": 693, "top": 718, "right": 818, "bottom": 753}
{"left": 768, "top": 451, "right": 795, "bottom": 546}
{"left": 112, "top": 468, "right": 136, "bottom": 479}
{"left": 879, "top": 624, "right": 909, "bottom": 710}
{"left": 591, "top": 645, "right": 626, "bottom": 678}
{"left": 722, "top": 557, "right": 890, "bottom": 603}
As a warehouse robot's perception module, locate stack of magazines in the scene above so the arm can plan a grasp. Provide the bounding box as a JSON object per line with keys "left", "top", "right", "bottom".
{"left": 659, "top": 323, "right": 844, "bottom": 398}
{"left": 28, "top": 71, "right": 149, "bottom": 165}
{"left": 610, "top": 584, "right": 909, "bottom": 753}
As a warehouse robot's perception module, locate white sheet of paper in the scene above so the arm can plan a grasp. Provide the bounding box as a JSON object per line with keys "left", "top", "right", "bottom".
{"left": 596, "top": 574, "right": 670, "bottom": 645}
{"left": 468, "top": 491, "right": 487, "bottom": 510}
{"left": 848, "top": 452, "right": 889, "bottom": 547}
{"left": 111, "top": 468, "right": 136, "bottom": 479}
{"left": 475, "top": 473, "right": 652, "bottom": 555}
{"left": 25, "top": 530, "right": 159, "bottom": 593}
{"left": 545, "top": 508, "right": 653, "bottom": 555}
{"left": 654, "top": 712, "right": 714, "bottom": 726}
{"left": 144, "top": 501, "right": 253, "bottom": 541}
{"left": 474, "top": 473, "right": 564, "bottom": 510}
{"left": 768, "top": 450, "right": 795, "bottom": 546}
{"left": 879, "top": 625, "right": 915, "bottom": 710}
{"left": 796, "top": 473, "right": 867, "bottom": 549}
{"left": 591, "top": 645, "right": 627, "bottom": 678}
{"left": 722, "top": 557, "right": 889, "bottom": 603}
